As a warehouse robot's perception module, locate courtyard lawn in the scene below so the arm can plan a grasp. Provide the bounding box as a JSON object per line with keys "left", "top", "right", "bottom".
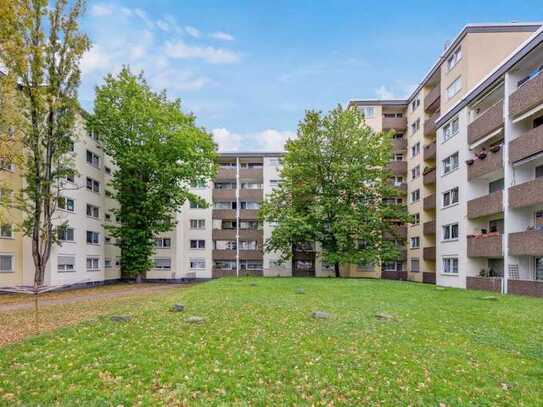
{"left": 0, "top": 278, "right": 542, "bottom": 406}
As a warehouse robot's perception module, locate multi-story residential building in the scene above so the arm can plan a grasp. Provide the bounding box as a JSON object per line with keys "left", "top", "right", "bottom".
{"left": 434, "top": 25, "right": 543, "bottom": 296}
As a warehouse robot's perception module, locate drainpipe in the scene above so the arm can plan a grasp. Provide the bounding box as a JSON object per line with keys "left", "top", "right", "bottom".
{"left": 502, "top": 73, "right": 512, "bottom": 295}
{"left": 236, "top": 157, "right": 240, "bottom": 277}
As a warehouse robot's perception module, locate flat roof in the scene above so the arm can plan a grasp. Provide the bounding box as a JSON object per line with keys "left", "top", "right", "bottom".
{"left": 218, "top": 152, "right": 284, "bottom": 157}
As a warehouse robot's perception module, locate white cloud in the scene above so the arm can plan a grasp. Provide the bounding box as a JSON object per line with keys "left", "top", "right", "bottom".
{"left": 80, "top": 44, "right": 112, "bottom": 76}
{"left": 90, "top": 3, "right": 113, "bottom": 16}
{"left": 153, "top": 69, "right": 211, "bottom": 91}
{"left": 375, "top": 85, "right": 397, "bottom": 100}
{"left": 375, "top": 83, "right": 418, "bottom": 100}
{"left": 210, "top": 31, "right": 235, "bottom": 41}
{"left": 164, "top": 40, "right": 240, "bottom": 64}
{"left": 185, "top": 26, "right": 201, "bottom": 38}
{"left": 212, "top": 128, "right": 295, "bottom": 152}
{"left": 156, "top": 19, "right": 170, "bottom": 32}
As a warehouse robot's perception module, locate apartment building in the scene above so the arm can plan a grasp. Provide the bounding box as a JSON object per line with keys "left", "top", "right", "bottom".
{"left": 348, "top": 22, "right": 540, "bottom": 285}
{"left": 434, "top": 26, "right": 543, "bottom": 297}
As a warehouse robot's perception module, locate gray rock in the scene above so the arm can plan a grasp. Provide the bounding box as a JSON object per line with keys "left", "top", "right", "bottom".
{"left": 111, "top": 315, "right": 132, "bottom": 323}
{"left": 375, "top": 312, "right": 395, "bottom": 321}
{"left": 296, "top": 288, "right": 305, "bottom": 294}
{"left": 170, "top": 304, "right": 185, "bottom": 312}
{"left": 185, "top": 316, "right": 205, "bottom": 324}
{"left": 311, "top": 311, "right": 330, "bottom": 319}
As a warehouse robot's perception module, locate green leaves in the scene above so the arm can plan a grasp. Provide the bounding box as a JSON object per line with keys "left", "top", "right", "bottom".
{"left": 90, "top": 67, "right": 217, "bottom": 278}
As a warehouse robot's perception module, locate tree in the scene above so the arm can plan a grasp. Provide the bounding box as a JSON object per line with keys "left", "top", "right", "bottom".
{"left": 259, "top": 106, "right": 408, "bottom": 277}
{"left": 0, "top": 0, "right": 90, "bottom": 288}
{"left": 89, "top": 67, "right": 217, "bottom": 282}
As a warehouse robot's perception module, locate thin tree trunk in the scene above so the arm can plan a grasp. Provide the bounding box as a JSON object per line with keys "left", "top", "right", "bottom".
{"left": 335, "top": 262, "right": 340, "bottom": 278}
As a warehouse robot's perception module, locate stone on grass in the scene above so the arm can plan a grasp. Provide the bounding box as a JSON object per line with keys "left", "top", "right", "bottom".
{"left": 185, "top": 316, "right": 205, "bottom": 324}
{"left": 170, "top": 304, "right": 185, "bottom": 312}
{"left": 481, "top": 296, "right": 498, "bottom": 301}
{"left": 111, "top": 315, "right": 132, "bottom": 323}
{"left": 296, "top": 288, "right": 305, "bottom": 294}
{"left": 375, "top": 312, "right": 396, "bottom": 321}
{"left": 311, "top": 311, "right": 330, "bottom": 319}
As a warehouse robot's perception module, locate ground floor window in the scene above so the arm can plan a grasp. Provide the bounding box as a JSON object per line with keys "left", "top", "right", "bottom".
{"left": 357, "top": 262, "right": 373, "bottom": 272}
{"left": 104, "top": 258, "right": 112, "bottom": 268}
{"left": 410, "top": 258, "right": 420, "bottom": 273}
{"left": 442, "top": 257, "right": 459, "bottom": 274}
{"left": 214, "top": 260, "right": 236, "bottom": 270}
{"left": 86, "top": 257, "right": 100, "bottom": 272}
{"left": 383, "top": 261, "right": 402, "bottom": 272}
{"left": 58, "top": 256, "right": 75, "bottom": 273}
{"left": 240, "top": 260, "right": 262, "bottom": 270}
{"left": 295, "top": 260, "right": 313, "bottom": 271}
{"left": 190, "top": 258, "right": 206, "bottom": 269}
{"left": 154, "top": 258, "right": 171, "bottom": 270}
{"left": 0, "top": 254, "right": 14, "bottom": 273}
{"left": 535, "top": 257, "right": 543, "bottom": 281}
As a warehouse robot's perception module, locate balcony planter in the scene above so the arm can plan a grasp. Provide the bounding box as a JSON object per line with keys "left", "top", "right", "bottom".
{"left": 466, "top": 159, "right": 474, "bottom": 166}
{"left": 423, "top": 166, "right": 435, "bottom": 176}
{"left": 490, "top": 144, "right": 501, "bottom": 153}
{"left": 478, "top": 151, "right": 487, "bottom": 160}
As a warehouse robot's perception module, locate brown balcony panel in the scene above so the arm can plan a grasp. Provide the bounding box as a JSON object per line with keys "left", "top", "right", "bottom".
{"left": 467, "top": 101, "right": 503, "bottom": 145}
{"left": 423, "top": 111, "right": 440, "bottom": 137}
{"left": 509, "top": 178, "right": 543, "bottom": 209}
{"left": 212, "top": 229, "right": 237, "bottom": 240}
{"left": 239, "top": 168, "right": 263, "bottom": 180}
{"left": 422, "top": 272, "right": 436, "bottom": 284}
{"left": 239, "top": 189, "right": 263, "bottom": 202}
{"left": 212, "top": 249, "right": 237, "bottom": 260}
{"left": 467, "top": 150, "right": 503, "bottom": 181}
{"left": 423, "top": 246, "right": 436, "bottom": 261}
{"left": 466, "top": 276, "right": 502, "bottom": 293}
{"left": 239, "top": 209, "right": 259, "bottom": 219}
{"left": 239, "top": 230, "right": 263, "bottom": 241}
{"left": 381, "top": 271, "right": 407, "bottom": 281}
{"left": 212, "top": 189, "right": 236, "bottom": 201}
{"left": 423, "top": 168, "right": 436, "bottom": 185}
{"left": 423, "top": 142, "right": 436, "bottom": 161}
{"left": 508, "top": 279, "right": 543, "bottom": 298}
{"left": 424, "top": 85, "right": 440, "bottom": 113}
{"left": 467, "top": 234, "right": 503, "bottom": 258}
{"left": 509, "top": 230, "right": 543, "bottom": 256}
{"left": 212, "top": 268, "right": 263, "bottom": 278}
{"left": 383, "top": 117, "right": 407, "bottom": 132}
{"left": 467, "top": 190, "right": 503, "bottom": 219}
{"left": 509, "top": 124, "right": 543, "bottom": 163}
{"left": 423, "top": 220, "right": 435, "bottom": 235}
{"left": 212, "top": 229, "right": 262, "bottom": 242}
{"left": 217, "top": 168, "right": 236, "bottom": 180}
{"left": 423, "top": 193, "right": 436, "bottom": 210}
{"left": 239, "top": 250, "right": 263, "bottom": 260}
{"left": 387, "top": 160, "right": 407, "bottom": 175}
{"left": 392, "top": 137, "right": 407, "bottom": 152}
{"left": 212, "top": 209, "right": 236, "bottom": 219}
{"left": 509, "top": 72, "right": 543, "bottom": 117}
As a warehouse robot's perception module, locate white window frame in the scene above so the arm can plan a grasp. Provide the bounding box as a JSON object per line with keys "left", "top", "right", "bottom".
{"left": 411, "top": 189, "right": 420, "bottom": 203}
{"left": 411, "top": 165, "right": 420, "bottom": 180}
{"left": 447, "top": 47, "right": 462, "bottom": 71}
{"left": 358, "top": 106, "right": 375, "bottom": 119}
{"left": 442, "top": 152, "right": 459, "bottom": 176}
{"left": 86, "top": 230, "right": 100, "bottom": 245}
{"left": 442, "top": 222, "right": 459, "bottom": 242}
{"left": 0, "top": 253, "right": 15, "bottom": 273}
{"left": 190, "top": 219, "right": 206, "bottom": 230}
{"left": 442, "top": 187, "right": 459, "bottom": 208}
{"left": 155, "top": 238, "right": 172, "bottom": 249}
{"left": 190, "top": 239, "right": 206, "bottom": 249}
{"left": 86, "top": 256, "right": 101, "bottom": 273}
{"left": 411, "top": 142, "right": 420, "bottom": 158}
{"left": 86, "top": 204, "right": 100, "bottom": 219}
{"left": 57, "top": 255, "right": 76, "bottom": 273}
{"left": 154, "top": 257, "right": 172, "bottom": 270}
{"left": 86, "top": 149, "right": 100, "bottom": 168}
{"left": 442, "top": 116, "right": 459, "bottom": 143}
{"left": 58, "top": 196, "right": 76, "bottom": 213}
{"left": 447, "top": 77, "right": 462, "bottom": 99}
{"left": 59, "top": 227, "right": 75, "bottom": 242}
{"left": 410, "top": 258, "right": 420, "bottom": 273}
{"left": 442, "top": 256, "right": 459, "bottom": 275}
{"left": 190, "top": 258, "right": 206, "bottom": 270}
{"left": 0, "top": 224, "right": 13, "bottom": 239}
{"left": 410, "top": 236, "right": 420, "bottom": 249}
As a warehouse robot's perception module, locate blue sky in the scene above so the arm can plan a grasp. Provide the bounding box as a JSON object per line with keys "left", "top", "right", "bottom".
{"left": 80, "top": 0, "right": 542, "bottom": 151}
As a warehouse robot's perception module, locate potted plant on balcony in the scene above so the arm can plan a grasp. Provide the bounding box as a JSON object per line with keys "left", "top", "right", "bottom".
{"left": 489, "top": 144, "right": 501, "bottom": 153}
{"left": 466, "top": 159, "right": 474, "bottom": 165}
{"left": 477, "top": 148, "right": 487, "bottom": 160}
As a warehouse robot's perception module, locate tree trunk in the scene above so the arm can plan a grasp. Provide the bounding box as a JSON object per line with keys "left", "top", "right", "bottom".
{"left": 334, "top": 262, "right": 340, "bottom": 278}
{"left": 136, "top": 273, "right": 144, "bottom": 284}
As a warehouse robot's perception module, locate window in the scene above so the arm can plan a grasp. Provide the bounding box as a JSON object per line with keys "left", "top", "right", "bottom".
{"left": 190, "top": 258, "right": 206, "bottom": 269}
{"left": 214, "top": 202, "right": 234, "bottom": 209}
{"left": 447, "top": 77, "right": 462, "bottom": 99}
{"left": 412, "top": 213, "right": 420, "bottom": 225}
{"left": 58, "top": 227, "right": 75, "bottom": 242}
{"left": 535, "top": 257, "right": 543, "bottom": 281}
{"left": 86, "top": 177, "right": 100, "bottom": 193}
{"left": 269, "top": 158, "right": 282, "bottom": 167}
{"left": 240, "top": 201, "right": 260, "bottom": 209}
{"left": 442, "top": 152, "right": 459, "bottom": 175}
{"left": 0, "top": 224, "right": 13, "bottom": 238}
{"left": 447, "top": 47, "right": 462, "bottom": 71}
{"left": 155, "top": 238, "right": 171, "bottom": 248}
{"left": 105, "top": 258, "right": 112, "bottom": 268}
{"left": 86, "top": 150, "right": 100, "bottom": 168}
{"left": 442, "top": 223, "right": 459, "bottom": 241}
{"left": 489, "top": 178, "right": 504, "bottom": 194}
{"left": 154, "top": 258, "right": 171, "bottom": 270}
{"left": 411, "top": 98, "right": 420, "bottom": 112}
{"left": 240, "top": 221, "right": 259, "bottom": 230}
{"left": 411, "top": 118, "right": 420, "bottom": 134}
{"left": 86, "top": 231, "right": 100, "bottom": 245}
{"left": 105, "top": 213, "right": 111, "bottom": 221}
{"left": 215, "top": 182, "right": 236, "bottom": 190}
{"left": 239, "top": 162, "right": 263, "bottom": 169}
{"left": 442, "top": 116, "right": 459, "bottom": 142}
{"left": 392, "top": 176, "right": 403, "bottom": 187}
{"left": 189, "top": 200, "right": 205, "bottom": 209}
{"left": 215, "top": 260, "right": 236, "bottom": 270}
{"left": 241, "top": 182, "right": 263, "bottom": 190}
{"left": 190, "top": 219, "right": 206, "bottom": 229}
{"left": 270, "top": 179, "right": 280, "bottom": 187}
{"left": 411, "top": 258, "right": 420, "bottom": 273}
{"left": 105, "top": 166, "right": 111, "bottom": 175}
{"left": 411, "top": 165, "right": 420, "bottom": 180}
{"left": 86, "top": 257, "right": 100, "bottom": 272}
{"left": 383, "top": 261, "right": 402, "bottom": 272}
{"left": 410, "top": 236, "right": 420, "bottom": 249}
{"left": 489, "top": 219, "right": 504, "bottom": 234}
{"left": 65, "top": 173, "right": 75, "bottom": 183}
{"left": 358, "top": 106, "right": 374, "bottom": 119}
{"left": 190, "top": 239, "right": 205, "bottom": 249}
{"left": 58, "top": 196, "right": 75, "bottom": 212}
{"left": 86, "top": 204, "right": 99, "bottom": 219}
{"left": 536, "top": 165, "right": 543, "bottom": 178}
{"left": 411, "top": 142, "right": 420, "bottom": 157}
{"left": 442, "top": 257, "right": 459, "bottom": 274}
{"left": 411, "top": 189, "right": 420, "bottom": 203}
{"left": 442, "top": 187, "right": 459, "bottom": 208}
{"left": 239, "top": 240, "right": 258, "bottom": 250}
{"left": 0, "top": 255, "right": 14, "bottom": 273}
{"left": 57, "top": 256, "right": 75, "bottom": 273}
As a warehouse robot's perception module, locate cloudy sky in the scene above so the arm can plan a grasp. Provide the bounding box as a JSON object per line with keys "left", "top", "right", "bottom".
{"left": 80, "top": 0, "right": 542, "bottom": 151}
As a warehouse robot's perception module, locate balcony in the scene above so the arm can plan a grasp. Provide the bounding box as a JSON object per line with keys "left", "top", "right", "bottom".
{"left": 239, "top": 168, "right": 263, "bottom": 180}
{"left": 387, "top": 160, "right": 407, "bottom": 175}
{"left": 423, "top": 246, "right": 436, "bottom": 261}
{"left": 509, "top": 229, "right": 543, "bottom": 256}
{"left": 423, "top": 193, "right": 436, "bottom": 210}
{"left": 424, "top": 85, "right": 440, "bottom": 113}
{"left": 217, "top": 167, "right": 236, "bottom": 180}
{"left": 423, "top": 142, "right": 436, "bottom": 161}
{"left": 423, "top": 220, "right": 435, "bottom": 235}
{"left": 212, "top": 229, "right": 236, "bottom": 240}
{"left": 392, "top": 137, "right": 407, "bottom": 152}
{"left": 383, "top": 116, "right": 407, "bottom": 132}
{"left": 385, "top": 224, "right": 407, "bottom": 239}
{"left": 239, "top": 209, "right": 259, "bottom": 219}
{"left": 467, "top": 234, "right": 503, "bottom": 258}
{"left": 467, "top": 101, "right": 504, "bottom": 145}
{"left": 423, "top": 167, "right": 436, "bottom": 185}
{"left": 239, "top": 250, "right": 264, "bottom": 260}
{"left": 239, "top": 189, "right": 263, "bottom": 201}
{"left": 212, "top": 209, "right": 236, "bottom": 219}
{"left": 467, "top": 149, "right": 503, "bottom": 181}
{"left": 212, "top": 189, "right": 236, "bottom": 201}
{"left": 212, "top": 249, "right": 237, "bottom": 260}
{"left": 212, "top": 229, "right": 263, "bottom": 242}
{"left": 509, "top": 72, "right": 543, "bottom": 118}
{"left": 467, "top": 190, "right": 503, "bottom": 219}
{"left": 509, "top": 124, "right": 543, "bottom": 163}
{"left": 509, "top": 178, "right": 543, "bottom": 209}
{"left": 423, "top": 111, "right": 440, "bottom": 137}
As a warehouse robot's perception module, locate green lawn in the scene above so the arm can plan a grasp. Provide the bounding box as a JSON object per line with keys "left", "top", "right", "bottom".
{"left": 1, "top": 278, "right": 542, "bottom": 406}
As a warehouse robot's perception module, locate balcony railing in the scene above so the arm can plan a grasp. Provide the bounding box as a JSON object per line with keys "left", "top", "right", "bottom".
{"left": 392, "top": 137, "right": 407, "bottom": 152}
{"left": 423, "top": 142, "right": 436, "bottom": 161}
{"left": 383, "top": 116, "right": 407, "bottom": 132}
{"left": 509, "top": 70, "right": 543, "bottom": 118}
{"left": 238, "top": 189, "right": 263, "bottom": 201}
{"left": 467, "top": 233, "right": 503, "bottom": 258}
{"left": 424, "top": 85, "right": 440, "bottom": 113}
{"left": 423, "top": 246, "right": 436, "bottom": 261}
{"left": 387, "top": 160, "right": 407, "bottom": 175}
{"left": 212, "top": 189, "right": 236, "bottom": 201}
{"left": 423, "top": 167, "right": 436, "bottom": 185}
{"left": 509, "top": 178, "right": 543, "bottom": 209}
{"left": 467, "top": 190, "right": 503, "bottom": 219}
{"left": 212, "top": 209, "right": 236, "bottom": 219}
{"left": 509, "top": 124, "right": 543, "bottom": 164}
{"left": 423, "top": 193, "right": 436, "bottom": 210}
{"left": 423, "top": 220, "right": 435, "bottom": 235}
{"left": 467, "top": 148, "right": 503, "bottom": 181}
{"left": 509, "top": 229, "right": 543, "bottom": 256}
{"left": 217, "top": 167, "right": 236, "bottom": 179}
{"left": 423, "top": 111, "right": 440, "bottom": 137}
{"left": 239, "top": 168, "right": 263, "bottom": 180}
{"left": 467, "top": 101, "right": 504, "bottom": 145}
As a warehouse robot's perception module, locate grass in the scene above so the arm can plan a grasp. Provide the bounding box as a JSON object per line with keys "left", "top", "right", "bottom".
{"left": 1, "top": 278, "right": 542, "bottom": 406}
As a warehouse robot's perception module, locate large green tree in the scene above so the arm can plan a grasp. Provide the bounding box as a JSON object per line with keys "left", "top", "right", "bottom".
{"left": 0, "top": 0, "right": 90, "bottom": 288}
{"left": 260, "top": 106, "right": 408, "bottom": 277}
{"left": 89, "top": 68, "right": 217, "bottom": 282}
